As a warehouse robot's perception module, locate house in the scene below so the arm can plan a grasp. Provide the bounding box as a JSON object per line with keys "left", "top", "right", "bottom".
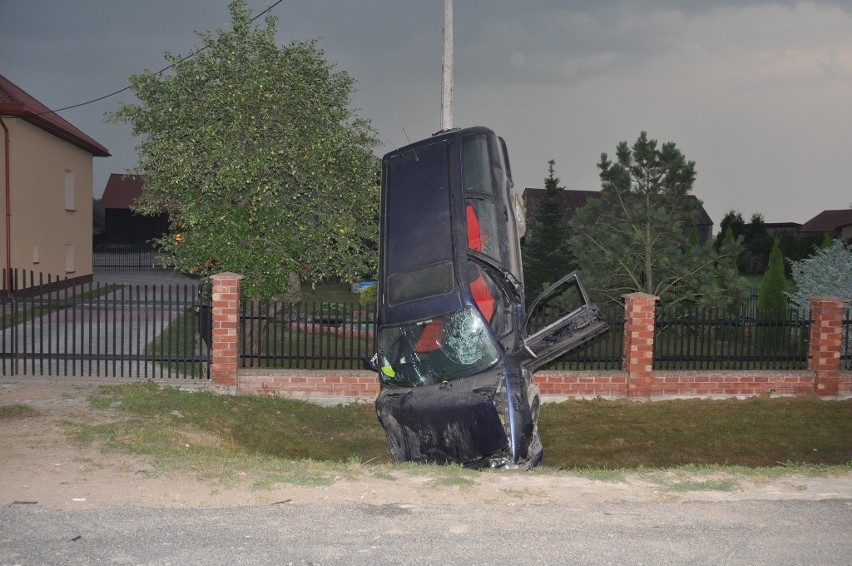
{"left": 0, "top": 75, "right": 109, "bottom": 290}
{"left": 798, "top": 209, "right": 852, "bottom": 243}
{"left": 765, "top": 222, "right": 802, "bottom": 237}
{"left": 100, "top": 174, "right": 168, "bottom": 245}
{"left": 522, "top": 188, "right": 714, "bottom": 245}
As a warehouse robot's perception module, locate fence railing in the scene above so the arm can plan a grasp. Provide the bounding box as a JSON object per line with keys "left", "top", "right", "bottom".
{"left": 5, "top": 266, "right": 850, "bottom": 378}
{"left": 527, "top": 306, "right": 624, "bottom": 370}
{"left": 1, "top": 269, "right": 208, "bottom": 378}
{"left": 238, "top": 300, "right": 375, "bottom": 370}
{"left": 844, "top": 308, "right": 851, "bottom": 371}
{"left": 654, "top": 305, "right": 810, "bottom": 370}
{"left": 93, "top": 243, "right": 164, "bottom": 271}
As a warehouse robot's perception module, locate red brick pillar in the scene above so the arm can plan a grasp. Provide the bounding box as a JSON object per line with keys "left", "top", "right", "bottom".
{"left": 210, "top": 272, "right": 243, "bottom": 392}
{"left": 623, "top": 293, "right": 659, "bottom": 398}
{"left": 808, "top": 297, "right": 846, "bottom": 396}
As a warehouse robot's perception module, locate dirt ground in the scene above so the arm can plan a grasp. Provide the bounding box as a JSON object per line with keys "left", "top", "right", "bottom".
{"left": 1, "top": 377, "right": 850, "bottom": 510}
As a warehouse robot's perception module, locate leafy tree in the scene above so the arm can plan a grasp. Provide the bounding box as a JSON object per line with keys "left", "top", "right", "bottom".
{"left": 714, "top": 210, "right": 745, "bottom": 252}
{"left": 568, "top": 131, "right": 740, "bottom": 308}
{"left": 108, "top": 0, "right": 379, "bottom": 301}
{"left": 522, "top": 160, "right": 574, "bottom": 298}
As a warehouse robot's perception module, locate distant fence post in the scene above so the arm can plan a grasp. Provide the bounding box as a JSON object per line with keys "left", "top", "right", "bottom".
{"left": 210, "top": 272, "right": 243, "bottom": 392}
{"left": 808, "top": 297, "right": 846, "bottom": 396}
{"left": 623, "top": 293, "right": 659, "bottom": 398}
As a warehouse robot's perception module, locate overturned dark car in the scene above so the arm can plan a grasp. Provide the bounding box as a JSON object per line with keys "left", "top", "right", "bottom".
{"left": 366, "top": 126, "right": 607, "bottom": 468}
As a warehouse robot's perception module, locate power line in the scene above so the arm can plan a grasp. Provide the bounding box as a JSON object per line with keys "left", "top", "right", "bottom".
{"left": 34, "top": 0, "right": 286, "bottom": 117}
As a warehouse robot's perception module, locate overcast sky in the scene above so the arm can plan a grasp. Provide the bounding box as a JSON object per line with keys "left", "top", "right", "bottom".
{"left": 2, "top": 0, "right": 851, "bottom": 227}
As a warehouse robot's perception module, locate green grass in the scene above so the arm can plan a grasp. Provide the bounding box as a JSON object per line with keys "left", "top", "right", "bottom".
{"left": 145, "top": 308, "right": 207, "bottom": 377}
{"left": 68, "top": 383, "right": 852, "bottom": 482}
{"left": 300, "top": 283, "right": 362, "bottom": 304}
{"left": 0, "top": 403, "right": 39, "bottom": 419}
{"left": 539, "top": 395, "right": 852, "bottom": 468}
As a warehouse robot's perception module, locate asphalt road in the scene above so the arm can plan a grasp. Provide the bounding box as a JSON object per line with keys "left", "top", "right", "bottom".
{"left": 2, "top": 499, "right": 850, "bottom": 565}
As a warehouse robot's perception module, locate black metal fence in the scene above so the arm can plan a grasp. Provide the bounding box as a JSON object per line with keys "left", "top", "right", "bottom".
{"left": 844, "top": 308, "right": 852, "bottom": 371}
{"left": 239, "top": 300, "right": 375, "bottom": 370}
{"left": 527, "top": 306, "right": 624, "bottom": 370}
{"left": 4, "top": 267, "right": 850, "bottom": 377}
{"left": 654, "top": 305, "right": 811, "bottom": 370}
{"left": 93, "top": 243, "right": 164, "bottom": 271}
{"left": 1, "top": 269, "right": 208, "bottom": 379}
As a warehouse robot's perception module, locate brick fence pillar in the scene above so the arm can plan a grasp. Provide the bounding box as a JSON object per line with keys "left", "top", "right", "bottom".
{"left": 808, "top": 296, "right": 846, "bottom": 396}
{"left": 210, "top": 272, "right": 243, "bottom": 393}
{"left": 623, "top": 293, "right": 659, "bottom": 398}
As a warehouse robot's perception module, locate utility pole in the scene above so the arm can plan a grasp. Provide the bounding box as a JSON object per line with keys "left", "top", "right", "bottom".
{"left": 441, "top": 0, "right": 453, "bottom": 131}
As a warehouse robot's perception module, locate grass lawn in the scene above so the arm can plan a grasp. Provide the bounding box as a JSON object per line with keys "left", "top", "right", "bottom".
{"left": 61, "top": 383, "right": 852, "bottom": 475}
{"left": 300, "top": 283, "right": 363, "bottom": 305}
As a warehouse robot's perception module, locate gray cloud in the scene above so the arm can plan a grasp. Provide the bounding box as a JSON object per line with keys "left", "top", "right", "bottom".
{"left": 1, "top": 0, "right": 850, "bottom": 225}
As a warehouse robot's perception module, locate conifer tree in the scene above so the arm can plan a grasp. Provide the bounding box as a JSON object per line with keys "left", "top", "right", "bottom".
{"left": 568, "top": 132, "right": 739, "bottom": 308}
{"left": 522, "top": 160, "right": 574, "bottom": 298}
{"left": 758, "top": 238, "right": 788, "bottom": 312}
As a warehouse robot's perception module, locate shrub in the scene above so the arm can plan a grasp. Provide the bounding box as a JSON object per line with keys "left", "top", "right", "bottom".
{"left": 312, "top": 302, "right": 353, "bottom": 322}
{"left": 786, "top": 240, "right": 852, "bottom": 309}
{"left": 359, "top": 284, "right": 377, "bottom": 308}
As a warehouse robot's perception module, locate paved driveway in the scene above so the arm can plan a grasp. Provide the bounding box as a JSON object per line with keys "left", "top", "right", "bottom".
{"left": 1, "top": 270, "right": 206, "bottom": 378}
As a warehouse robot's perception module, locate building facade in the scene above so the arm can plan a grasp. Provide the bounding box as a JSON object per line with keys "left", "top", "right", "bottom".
{"left": 0, "top": 75, "right": 109, "bottom": 288}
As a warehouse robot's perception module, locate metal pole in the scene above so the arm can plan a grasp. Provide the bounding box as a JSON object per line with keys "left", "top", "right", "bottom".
{"left": 441, "top": 0, "right": 454, "bottom": 131}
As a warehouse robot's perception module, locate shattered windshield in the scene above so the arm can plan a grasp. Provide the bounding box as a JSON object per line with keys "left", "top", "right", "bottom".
{"left": 376, "top": 306, "right": 501, "bottom": 388}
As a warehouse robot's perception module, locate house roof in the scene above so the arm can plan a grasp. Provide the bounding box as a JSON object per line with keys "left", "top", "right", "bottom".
{"left": 0, "top": 75, "right": 110, "bottom": 157}
{"left": 522, "top": 188, "right": 714, "bottom": 226}
{"left": 798, "top": 209, "right": 852, "bottom": 233}
{"left": 101, "top": 174, "right": 144, "bottom": 209}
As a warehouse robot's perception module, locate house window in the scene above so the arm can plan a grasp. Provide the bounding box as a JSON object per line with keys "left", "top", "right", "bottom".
{"left": 65, "top": 244, "right": 75, "bottom": 273}
{"left": 32, "top": 245, "right": 39, "bottom": 265}
{"left": 64, "top": 170, "right": 75, "bottom": 211}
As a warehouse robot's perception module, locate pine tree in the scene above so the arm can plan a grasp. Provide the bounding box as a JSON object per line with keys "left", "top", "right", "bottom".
{"left": 755, "top": 238, "right": 789, "bottom": 349}
{"left": 758, "top": 238, "right": 788, "bottom": 312}
{"left": 568, "top": 132, "right": 737, "bottom": 308}
{"left": 522, "top": 160, "right": 574, "bottom": 299}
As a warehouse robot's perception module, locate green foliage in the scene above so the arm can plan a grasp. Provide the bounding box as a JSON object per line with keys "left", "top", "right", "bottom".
{"left": 312, "top": 301, "right": 352, "bottom": 320}
{"left": 740, "top": 213, "right": 772, "bottom": 274}
{"left": 568, "top": 132, "right": 741, "bottom": 308}
{"left": 786, "top": 239, "right": 852, "bottom": 308}
{"left": 359, "top": 284, "right": 377, "bottom": 308}
{"left": 777, "top": 230, "right": 824, "bottom": 276}
{"left": 522, "top": 160, "right": 575, "bottom": 298}
{"left": 721, "top": 226, "right": 739, "bottom": 278}
{"left": 756, "top": 238, "right": 789, "bottom": 346}
{"left": 714, "top": 210, "right": 745, "bottom": 252}
{"left": 758, "top": 239, "right": 788, "bottom": 312}
{"left": 716, "top": 226, "right": 745, "bottom": 307}
{"left": 108, "top": 0, "right": 379, "bottom": 300}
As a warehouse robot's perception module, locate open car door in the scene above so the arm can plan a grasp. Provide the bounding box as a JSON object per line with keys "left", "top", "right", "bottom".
{"left": 514, "top": 271, "right": 609, "bottom": 373}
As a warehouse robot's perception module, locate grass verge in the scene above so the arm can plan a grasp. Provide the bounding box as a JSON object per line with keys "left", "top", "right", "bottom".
{"left": 0, "top": 403, "right": 39, "bottom": 419}
{"left": 61, "top": 383, "right": 851, "bottom": 491}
